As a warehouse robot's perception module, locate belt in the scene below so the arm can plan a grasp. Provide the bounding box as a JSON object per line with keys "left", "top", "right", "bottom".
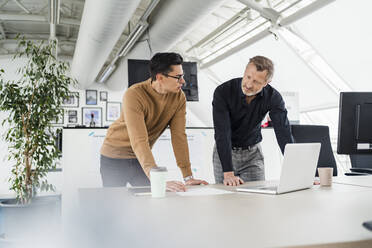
{"left": 232, "top": 145, "right": 254, "bottom": 151}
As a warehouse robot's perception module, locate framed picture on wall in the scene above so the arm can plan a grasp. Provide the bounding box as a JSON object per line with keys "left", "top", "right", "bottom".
{"left": 86, "top": 90, "right": 97, "bottom": 105}
{"left": 106, "top": 101, "right": 121, "bottom": 121}
{"left": 82, "top": 107, "right": 102, "bottom": 127}
{"left": 100, "top": 91, "right": 108, "bottom": 101}
{"left": 68, "top": 110, "right": 78, "bottom": 123}
{"left": 62, "top": 92, "right": 79, "bottom": 108}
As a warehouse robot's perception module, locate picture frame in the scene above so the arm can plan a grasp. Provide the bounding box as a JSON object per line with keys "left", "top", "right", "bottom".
{"left": 67, "top": 110, "right": 78, "bottom": 123}
{"left": 82, "top": 107, "right": 102, "bottom": 127}
{"left": 68, "top": 116, "right": 77, "bottom": 123}
{"left": 68, "top": 110, "right": 77, "bottom": 116}
{"left": 100, "top": 91, "right": 108, "bottom": 101}
{"left": 62, "top": 92, "right": 79, "bottom": 108}
{"left": 86, "top": 89, "right": 97, "bottom": 105}
{"left": 106, "top": 101, "right": 121, "bottom": 121}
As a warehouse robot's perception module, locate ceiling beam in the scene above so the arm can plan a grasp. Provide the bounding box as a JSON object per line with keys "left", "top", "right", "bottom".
{"left": 0, "top": 38, "right": 75, "bottom": 57}
{"left": 0, "top": 51, "right": 74, "bottom": 58}
{"left": 0, "top": 0, "right": 10, "bottom": 10}
{"left": 200, "top": 26, "right": 270, "bottom": 69}
{"left": 238, "top": 0, "right": 281, "bottom": 24}
{"left": 0, "top": 13, "right": 80, "bottom": 25}
{"left": 199, "top": 0, "right": 336, "bottom": 69}
{"left": 0, "top": 37, "right": 76, "bottom": 45}
{"left": 59, "top": 0, "right": 84, "bottom": 4}
{"left": 13, "top": 0, "right": 31, "bottom": 14}
{"left": 186, "top": 7, "right": 250, "bottom": 53}
{"left": 280, "top": 0, "right": 336, "bottom": 26}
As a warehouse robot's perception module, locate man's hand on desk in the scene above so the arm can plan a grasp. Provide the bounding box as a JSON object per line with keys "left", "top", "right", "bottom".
{"left": 185, "top": 178, "right": 209, "bottom": 186}
{"left": 166, "top": 178, "right": 209, "bottom": 192}
{"left": 223, "top": 171, "right": 244, "bottom": 186}
{"left": 166, "top": 181, "right": 187, "bottom": 192}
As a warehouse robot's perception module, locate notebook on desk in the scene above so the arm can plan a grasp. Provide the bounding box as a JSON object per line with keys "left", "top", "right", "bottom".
{"left": 127, "top": 186, "right": 151, "bottom": 196}
{"left": 237, "top": 143, "right": 321, "bottom": 195}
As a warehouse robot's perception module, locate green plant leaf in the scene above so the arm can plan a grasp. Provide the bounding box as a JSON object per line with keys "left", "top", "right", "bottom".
{"left": 0, "top": 35, "right": 76, "bottom": 202}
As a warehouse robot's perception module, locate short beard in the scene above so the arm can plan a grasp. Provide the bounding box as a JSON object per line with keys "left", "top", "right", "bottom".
{"left": 244, "top": 88, "right": 262, "bottom": 97}
{"left": 245, "top": 92, "right": 255, "bottom": 96}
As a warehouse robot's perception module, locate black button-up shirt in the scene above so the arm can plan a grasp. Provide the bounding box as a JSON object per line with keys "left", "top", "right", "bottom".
{"left": 212, "top": 78, "right": 294, "bottom": 172}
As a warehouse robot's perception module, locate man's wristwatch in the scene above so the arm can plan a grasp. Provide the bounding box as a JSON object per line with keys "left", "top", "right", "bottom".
{"left": 183, "top": 175, "right": 194, "bottom": 182}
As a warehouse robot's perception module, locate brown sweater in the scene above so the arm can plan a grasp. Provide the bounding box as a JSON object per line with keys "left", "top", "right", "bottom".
{"left": 100, "top": 79, "right": 192, "bottom": 178}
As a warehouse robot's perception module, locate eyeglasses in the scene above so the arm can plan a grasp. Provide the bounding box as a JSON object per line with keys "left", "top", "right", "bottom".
{"left": 163, "top": 73, "right": 184, "bottom": 82}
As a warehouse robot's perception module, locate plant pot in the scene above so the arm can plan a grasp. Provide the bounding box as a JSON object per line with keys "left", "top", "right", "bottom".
{"left": 0, "top": 194, "right": 61, "bottom": 242}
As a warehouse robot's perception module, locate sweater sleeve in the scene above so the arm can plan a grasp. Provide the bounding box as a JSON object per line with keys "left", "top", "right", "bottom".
{"left": 123, "top": 89, "right": 156, "bottom": 178}
{"left": 169, "top": 93, "right": 192, "bottom": 178}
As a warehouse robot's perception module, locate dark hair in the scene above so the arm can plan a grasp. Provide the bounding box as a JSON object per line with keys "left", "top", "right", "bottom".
{"left": 149, "top": 52, "right": 183, "bottom": 81}
{"left": 248, "top": 56, "right": 274, "bottom": 81}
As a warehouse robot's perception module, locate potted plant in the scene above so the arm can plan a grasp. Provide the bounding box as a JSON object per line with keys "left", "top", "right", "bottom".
{"left": 0, "top": 36, "right": 76, "bottom": 239}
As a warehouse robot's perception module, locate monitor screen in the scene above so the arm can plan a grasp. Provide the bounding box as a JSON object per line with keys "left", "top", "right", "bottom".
{"left": 127, "top": 59, "right": 199, "bottom": 101}
{"left": 337, "top": 92, "right": 372, "bottom": 154}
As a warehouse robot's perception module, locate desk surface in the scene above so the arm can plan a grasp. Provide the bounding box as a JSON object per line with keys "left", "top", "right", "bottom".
{"left": 334, "top": 175, "right": 372, "bottom": 188}
{"left": 74, "top": 181, "right": 372, "bottom": 248}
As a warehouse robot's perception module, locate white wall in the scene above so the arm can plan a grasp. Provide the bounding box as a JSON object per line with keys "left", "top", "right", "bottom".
{"left": 0, "top": 57, "right": 27, "bottom": 194}
{"left": 0, "top": 54, "right": 216, "bottom": 193}
{"left": 186, "top": 70, "right": 216, "bottom": 126}
{"left": 295, "top": 0, "right": 372, "bottom": 92}
{"left": 0, "top": 57, "right": 125, "bottom": 194}
{"left": 294, "top": 0, "right": 372, "bottom": 136}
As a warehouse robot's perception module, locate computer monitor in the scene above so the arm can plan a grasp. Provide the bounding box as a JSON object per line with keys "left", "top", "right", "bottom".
{"left": 337, "top": 92, "right": 372, "bottom": 154}
{"left": 127, "top": 59, "right": 199, "bottom": 101}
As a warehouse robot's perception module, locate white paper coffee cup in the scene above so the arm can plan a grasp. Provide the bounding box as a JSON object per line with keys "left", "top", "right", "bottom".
{"left": 150, "top": 167, "right": 168, "bottom": 198}
{"left": 318, "top": 167, "right": 333, "bottom": 186}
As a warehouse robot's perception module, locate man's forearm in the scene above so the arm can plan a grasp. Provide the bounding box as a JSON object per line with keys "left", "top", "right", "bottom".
{"left": 216, "top": 140, "right": 234, "bottom": 172}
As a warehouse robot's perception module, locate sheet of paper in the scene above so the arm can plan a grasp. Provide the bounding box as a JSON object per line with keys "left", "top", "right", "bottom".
{"left": 176, "top": 187, "right": 235, "bottom": 196}
{"left": 333, "top": 176, "right": 372, "bottom": 188}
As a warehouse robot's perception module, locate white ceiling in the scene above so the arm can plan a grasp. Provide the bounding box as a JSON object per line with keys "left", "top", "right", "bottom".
{"left": 0, "top": 0, "right": 332, "bottom": 78}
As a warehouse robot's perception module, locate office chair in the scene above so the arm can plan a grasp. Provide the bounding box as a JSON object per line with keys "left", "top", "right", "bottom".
{"left": 291, "top": 125, "right": 338, "bottom": 176}
{"left": 348, "top": 154, "right": 372, "bottom": 175}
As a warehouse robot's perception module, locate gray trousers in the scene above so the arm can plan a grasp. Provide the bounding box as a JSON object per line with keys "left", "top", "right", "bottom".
{"left": 213, "top": 143, "right": 265, "bottom": 184}
{"left": 100, "top": 155, "right": 150, "bottom": 187}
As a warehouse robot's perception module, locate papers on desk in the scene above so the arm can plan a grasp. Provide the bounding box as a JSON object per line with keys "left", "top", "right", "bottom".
{"left": 176, "top": 187, "right": 235, "bottom": 196}
{"left": 333, "top": 176, "right": 372, "bottom": 188}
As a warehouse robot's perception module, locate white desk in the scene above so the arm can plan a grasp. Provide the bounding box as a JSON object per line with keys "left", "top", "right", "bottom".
{"left": 70, "top": 181, "right": 372, "bottom": 248}
{"left": 334, "top": 175, "right": 372, "bottom": 188}
{"left": 61, "top": 128, "right": 282, "bottom": 217}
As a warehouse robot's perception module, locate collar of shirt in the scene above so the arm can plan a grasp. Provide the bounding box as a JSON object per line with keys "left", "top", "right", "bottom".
{"left": 239, "top": 81, "right": 266, "bottom": 99}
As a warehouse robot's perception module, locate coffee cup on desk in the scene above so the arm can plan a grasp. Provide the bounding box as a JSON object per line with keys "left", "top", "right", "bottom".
{"left": 318, "top": 167, "right": 333, "bottom": 186}
{"left": 150, "top": 167, "right": 168, "bottom": 198}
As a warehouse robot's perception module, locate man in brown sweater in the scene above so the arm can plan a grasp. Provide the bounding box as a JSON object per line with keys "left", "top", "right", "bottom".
{"left": 100, "top": 52, "right": 208, "bottom": 191}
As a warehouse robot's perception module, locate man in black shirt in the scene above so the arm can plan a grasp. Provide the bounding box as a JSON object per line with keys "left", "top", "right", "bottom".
{"left": 212, "top": 56, "right": 293, "bottom": 186}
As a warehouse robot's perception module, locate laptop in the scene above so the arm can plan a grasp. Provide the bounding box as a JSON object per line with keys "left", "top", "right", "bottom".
{"left": 236, "top": 143, "right": 321, "bottom": 195}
